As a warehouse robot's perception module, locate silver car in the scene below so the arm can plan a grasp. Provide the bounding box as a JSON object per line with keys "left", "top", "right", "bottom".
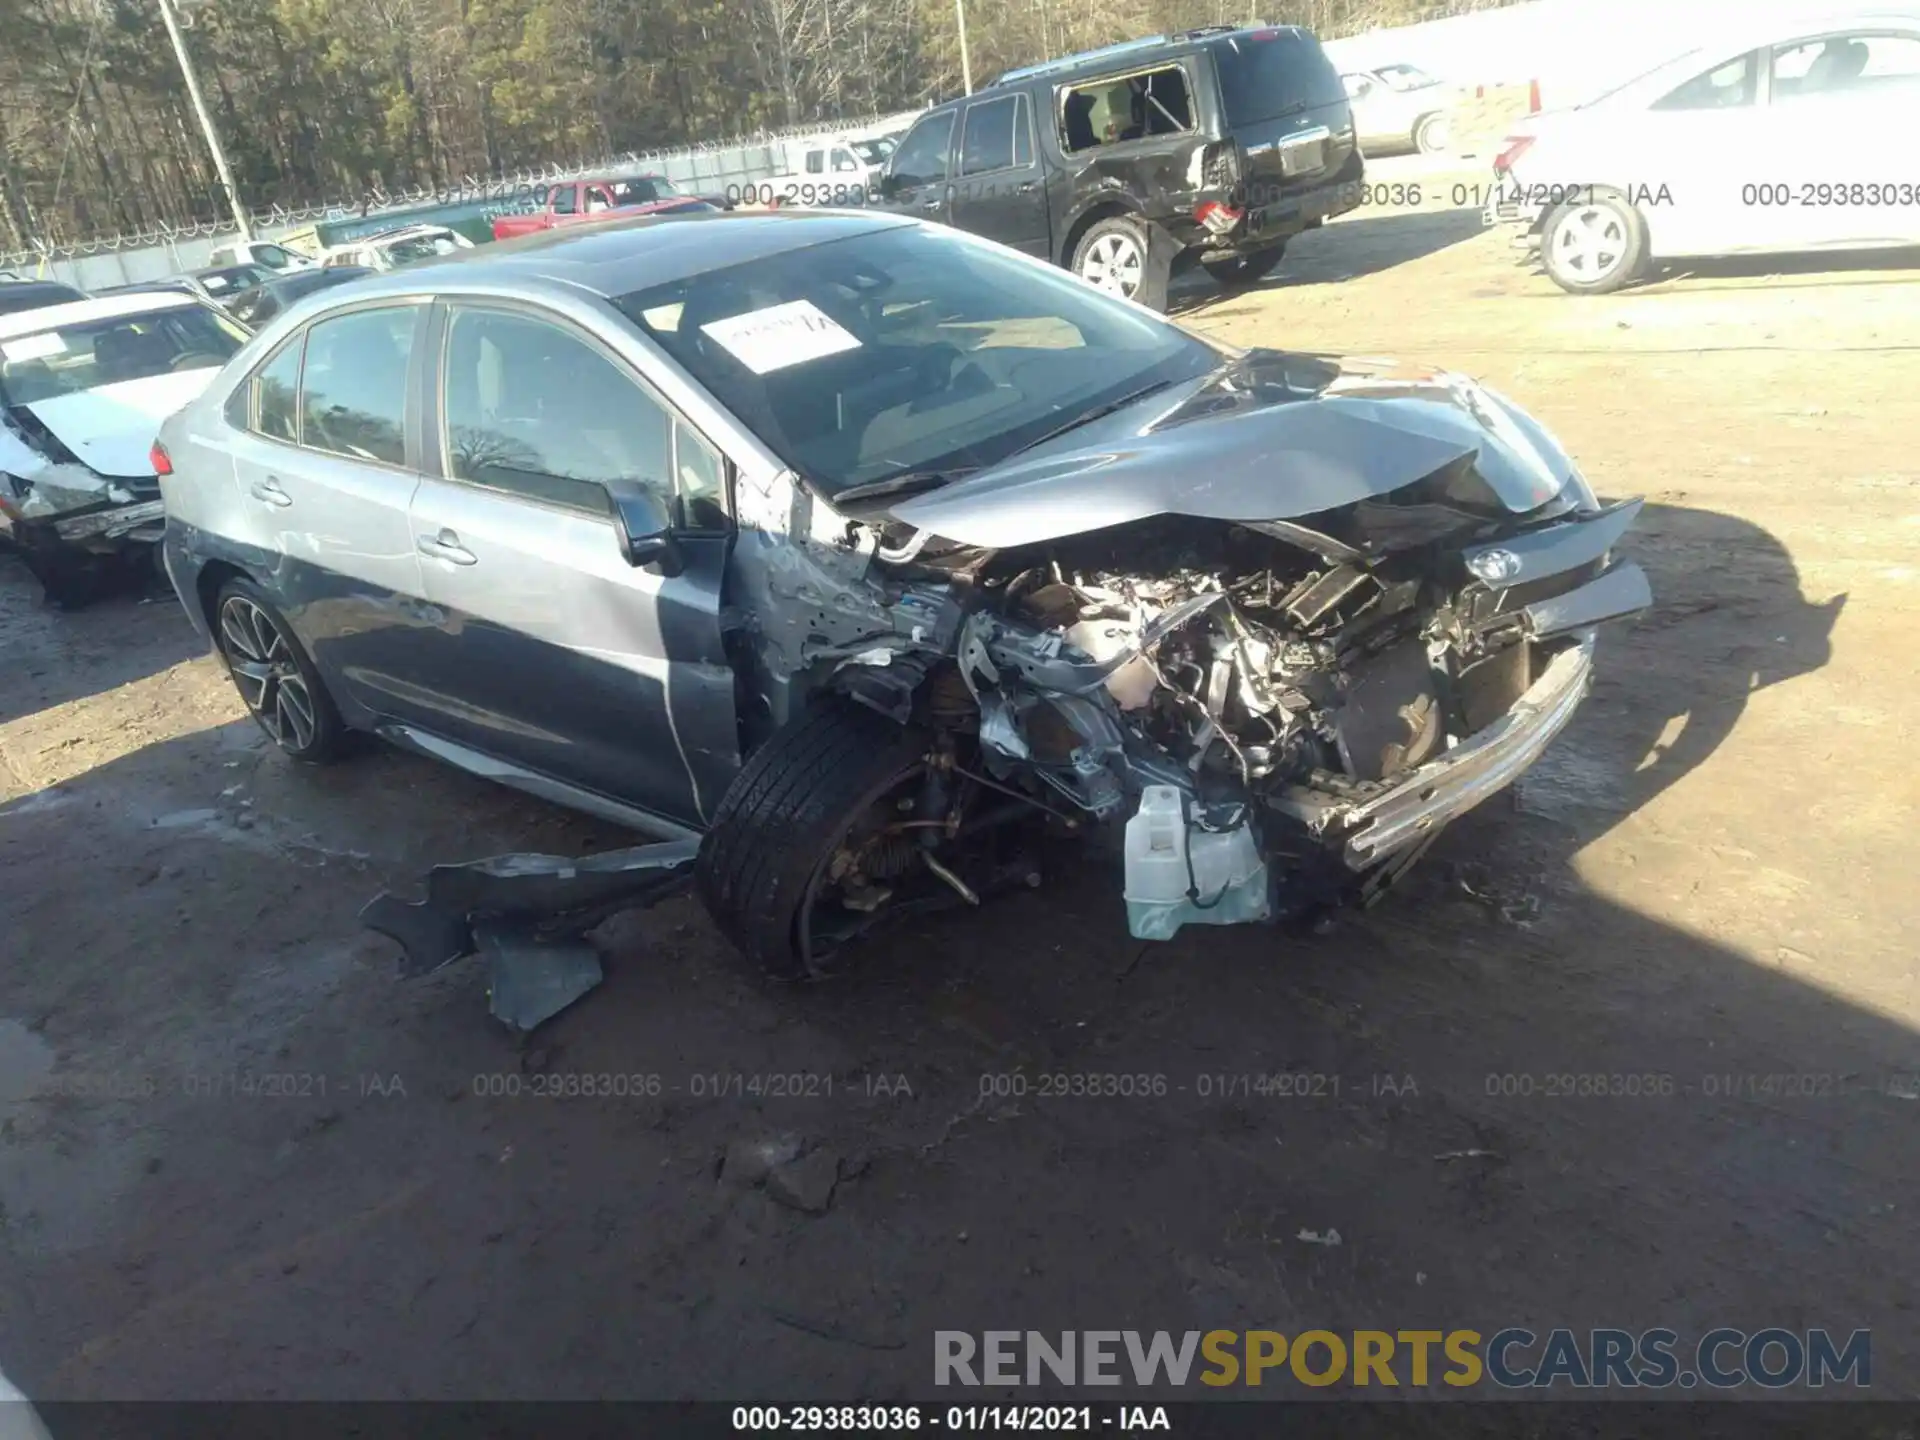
{"left": 1487, "top": 8, "right": 1920, "bottom": 293}
{"left": 157, "top": 212, "right": 1648, "bottom": 977}
{"left": 1340, "top": 63, "right": 1455, "bottom": 154}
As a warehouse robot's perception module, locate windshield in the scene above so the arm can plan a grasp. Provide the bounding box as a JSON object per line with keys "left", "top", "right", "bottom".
{"left": 614, "top": 224, "right": 1219, "bottom": 499}
{"left": 610, "top": 177, "right": 680, "bottom": 205}
{"left": 1213, "top": 29, "right": 1347, "bottom": 124}
{"left": 0, "top": 303, "right": 247, "bottom": 405}
{"left": 851, "top": 139, "right": 894, "bottom": 165}
{"left": 1374, "top": 63, "right": 1439, "bottom": 91}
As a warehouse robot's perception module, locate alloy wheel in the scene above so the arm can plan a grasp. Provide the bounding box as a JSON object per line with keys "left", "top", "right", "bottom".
{"left": 1550, "top": 205, "right": 1627, "bottom": 282}
{"left": 1079, "top": 232, "right": 1144, "bottom": 297}
{"left": 218, "top": 595, "right": 318, "bottom": 751}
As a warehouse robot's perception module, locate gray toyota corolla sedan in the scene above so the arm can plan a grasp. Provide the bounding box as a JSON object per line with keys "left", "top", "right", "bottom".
{"left": 157, "top": 211, "right": 1650, "bottom": 978}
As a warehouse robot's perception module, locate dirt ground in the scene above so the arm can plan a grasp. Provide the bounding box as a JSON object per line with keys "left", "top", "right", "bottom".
{"left": 3, "top": 169, "right": 1918, "bottom": 1405}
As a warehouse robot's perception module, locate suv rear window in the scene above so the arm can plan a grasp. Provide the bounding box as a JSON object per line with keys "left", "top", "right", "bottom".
{"left": 1211, "top": 29, "right": 1346, "bottom": 125}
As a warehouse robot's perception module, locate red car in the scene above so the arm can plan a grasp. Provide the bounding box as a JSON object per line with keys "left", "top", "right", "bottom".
{"left": 492, "top": 175, "right": 718, "bottom": 240}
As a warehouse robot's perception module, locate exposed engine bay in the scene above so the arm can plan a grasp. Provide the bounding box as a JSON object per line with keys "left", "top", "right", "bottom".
{"left": 812, "top": 488, "right": 1649, "bottom": 944}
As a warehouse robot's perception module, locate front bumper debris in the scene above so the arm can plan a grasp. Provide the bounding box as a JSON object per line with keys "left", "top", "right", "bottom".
{"left": 1333, "top": 630, "right": 1599, "bottom": 868}
{"left": 361, "top": 839, "right": 698, "bottom": 1031}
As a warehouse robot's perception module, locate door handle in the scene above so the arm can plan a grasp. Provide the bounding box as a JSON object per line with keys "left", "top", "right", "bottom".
{"left": 249, "top": 477, "right": 293, "bottom": 507}
{"left": 416, "top": 528, "right": 477, "bottom": 566}
{"left": 1015, "top": 180, "right": 1038, "bottom": 194}
{"left": 920, "top": 195, "right": 944, "bottom": 209}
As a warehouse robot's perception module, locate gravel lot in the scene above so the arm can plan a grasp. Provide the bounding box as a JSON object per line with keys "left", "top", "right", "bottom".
{"left": 3, "top": 178, "right": 1917, "bottom": 1404}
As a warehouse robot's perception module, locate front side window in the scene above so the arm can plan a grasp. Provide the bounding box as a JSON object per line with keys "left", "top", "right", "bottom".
{"left": 1374, "top": 63, "right": 1438, "bottom": 91}
{"left": 1654, "top": 50, "right": 1758, "bottom": 109}
{"left": 299, "top": 305, "right": 417, "bottom": 467}
{"left": 0, "top": 302, "right": 246, "bottom": 405}
{"left": 887, "top": 113, "right": 955, "bottom": 188}
{"left": 1342, "top": 73, "right": 1374, "bottom": 99}
{"left": 550, "top": 185, "right": 578, "bottom": 216}
{"left": 608, "top": 178, "right": 671, "bottom": 206}
{"left": 614, "top": 223, "right": 1219, "bottom": 500}
{"left": 442, "top": 307, "right": 673, "bottom": 515}
{"left": 832, "top": 148, "right": 862, "bottom": 172}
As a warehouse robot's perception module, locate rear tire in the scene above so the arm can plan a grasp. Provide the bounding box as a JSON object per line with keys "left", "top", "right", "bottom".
{"left": 1202, "top": 242, "right": 1287, "bottom": 289}
{"left": 1540, "top": 188, "right": 1647, "bottom": 295}
{"left": 212, "top": 577, "right": 349, "bottom": 763}
{"left": 1413, "top": 112, "right": 1449, "bottom": 154}
{"left": 1070, "top": 215, "right": 1168, "bottom": 311}
{"left": 696, "top": 698, "right": 932, "bottom": 980}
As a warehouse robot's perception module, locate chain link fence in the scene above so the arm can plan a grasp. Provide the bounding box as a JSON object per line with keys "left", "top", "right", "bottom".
{"left": 0, "top": 109, "right": 922, "bottom": 291}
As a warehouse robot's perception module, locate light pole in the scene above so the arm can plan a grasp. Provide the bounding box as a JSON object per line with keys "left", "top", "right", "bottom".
{"left": 955, "top": 0, "right": 974, "bottom": 94}
{"left": 155, "top": 0, "right": 251, "bottom": 237}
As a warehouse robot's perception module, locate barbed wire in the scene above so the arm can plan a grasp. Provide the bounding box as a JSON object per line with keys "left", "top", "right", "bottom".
{"left": 0, "top": 108, "right": 920, "bottom": 269}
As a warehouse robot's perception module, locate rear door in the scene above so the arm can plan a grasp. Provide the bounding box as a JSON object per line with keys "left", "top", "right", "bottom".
{"left": 1631, "top": 48, "right": 1771, "bottom": 255}
{"left": 219, "top": 301, "right": 437, "bottom": 721}
{"left": 404, "top": 300, "right": 736, "bottom": 829}
{"left": 1210, "top": 29, "right": 1357, "bottom": 211}
{"left": 880, "top": 109, "right": 957, "bottom": 225}
{"left": 949, "top": 91, "right": 1050, "bottom": 256}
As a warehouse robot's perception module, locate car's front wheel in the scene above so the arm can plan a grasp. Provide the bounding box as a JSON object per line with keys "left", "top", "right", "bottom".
{"left": 696, "top": 698, "right": 943, "bottom": 980}
{"left": 1413, "top": 112, "right": 1449, "bottom": 154}
{"left": 213, "top": 577, "right": 348, "bottom": 762}
{"left": 1541, "top": 188, "right": 1647, "bottom": 294}
{"left": 1202, "top": 242, "right": 1287, "bottom": 289}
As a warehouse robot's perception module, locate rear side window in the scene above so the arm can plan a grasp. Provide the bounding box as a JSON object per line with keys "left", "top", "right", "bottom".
{"left": 299, "top": 306, "right": 417, "bottom": 467}
{"left": 1211, "top": 30, "right": 1347, "bottom": 125}
{"left": 1654, "top": 50, "right": 1758, "bottom": 109}
{"left": 961, "top": 93, "right": 1034, "bottom": 174}
{"left": 254, "top": 338, "right": 304, "bottom": 442}
{"left": 1059, "top": 65, "right": 1194, "bottom": 153}
{"left": 551, "top": 186, "right": 578, "bottom": 216}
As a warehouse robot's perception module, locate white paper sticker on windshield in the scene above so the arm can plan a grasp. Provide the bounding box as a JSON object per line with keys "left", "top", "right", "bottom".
{"left": 2, "top": 332, "right": 67, "bottom": 363}
{"left": 202, "top": 275, "right": 230, "bottom": 291}
{"left": 699, "top": 299, "right": 859, "bottom": 375}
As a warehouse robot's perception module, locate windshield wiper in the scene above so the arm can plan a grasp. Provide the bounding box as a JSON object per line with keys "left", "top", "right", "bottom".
{"left": 1013, "top": 378, "right": 1186, "bottom": 456}
{"left": 832, "top": 468, "right": 973, "bottom": 505}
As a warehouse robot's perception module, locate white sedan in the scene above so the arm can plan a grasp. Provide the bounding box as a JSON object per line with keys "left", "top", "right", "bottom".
{"left": 1487, "top": 8, "right": 1920, "bottom": 292}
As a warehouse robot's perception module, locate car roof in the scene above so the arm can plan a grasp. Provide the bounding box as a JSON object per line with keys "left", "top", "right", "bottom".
{"left": 0, "top": 288, "right": 200, "bottom": 339}
{"left": 1577, "top": 8, "right": 1920, "bottom": 103}
{"left": 989, "top": 23, "right": 1306, "bottom": 87}
{"left": 329, "top": 209, "right": 915, "bottom": 301}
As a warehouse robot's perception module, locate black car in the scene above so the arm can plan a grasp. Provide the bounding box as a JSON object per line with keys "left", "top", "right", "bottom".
{"left": 0, "top": 279, "right": 88, "bottom": 318}
{"left": 238, "top": 264, "right": 376, "bottom": 328}
{"left": 876, "top": 24, "right": 1364, "bottom": 309}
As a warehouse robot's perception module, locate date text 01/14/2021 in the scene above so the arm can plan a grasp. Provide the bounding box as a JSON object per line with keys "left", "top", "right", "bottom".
{"left": 731, "top": 1405, "right": 1171, "bottom": 1431}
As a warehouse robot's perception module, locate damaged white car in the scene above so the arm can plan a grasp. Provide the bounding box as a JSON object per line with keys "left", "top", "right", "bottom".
{"left": 1, "top": 291, "right": 248, "bottom": 606}
{"left": 155, "top": 214, "right": 1650, "bottom": 981}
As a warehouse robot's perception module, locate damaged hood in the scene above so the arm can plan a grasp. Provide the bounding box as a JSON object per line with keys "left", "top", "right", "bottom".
{"left": 17, "top": 367, "right": 220, "bottom": 480}
{"left": 888, "top": 351, "right": 1578, "bottom": 549}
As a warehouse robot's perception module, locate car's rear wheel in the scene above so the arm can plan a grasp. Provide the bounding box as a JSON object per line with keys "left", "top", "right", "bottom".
{"left": 1541, "top": 189, "right": 1647, "bottom": 294}
{"left": 1413, "top": 112, "right": 1449, "bottom": 154}
{"left": 696, "top": 698, "right": 943, "bottom": 980}
{"left": 1202, "top": 242, "right": 1287, "bottom": 289}
{"left": 213, "top": 578, "right": 348, "bottom": 762}
{"left": 1071, "top": 215, "right": 1168, "bottom": 310}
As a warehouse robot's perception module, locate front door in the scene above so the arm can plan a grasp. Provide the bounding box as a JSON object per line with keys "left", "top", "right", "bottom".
{"left": 949, "top": 91, "right": 1051, "bottom": 257}
{"left": 879, "top": 110, "right": 956, "bottom": 226}
{"left": 404, "top": 301, "right": 736, "bottom": 829}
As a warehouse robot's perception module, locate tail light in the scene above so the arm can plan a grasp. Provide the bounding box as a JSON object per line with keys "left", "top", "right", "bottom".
{"left": 150, "top": 440, "right": 174, "bottom": 478}
{"left": 1492, "top": 134, "right": 1535, "bottom": 175}
{"left": 1528, "top": 78, "right": 1542, "bottom": 112}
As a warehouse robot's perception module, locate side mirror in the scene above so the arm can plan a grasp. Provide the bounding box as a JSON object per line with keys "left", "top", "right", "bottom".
{"left": 609, "top": 485, "right": 685, "bottom": 577}
{"left": 878, "top": 170, "right": 902, "bottom": 200}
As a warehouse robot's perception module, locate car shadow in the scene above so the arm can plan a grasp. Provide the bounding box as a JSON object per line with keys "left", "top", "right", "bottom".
{"left": 1172, "top": 206, "right": 1489, "bottom": 318}
{"left": 1640, "top": 246, "right": 1920, "bottom": 293}
{"left": 0, "top": 554, "right": 204, "bottom": 727}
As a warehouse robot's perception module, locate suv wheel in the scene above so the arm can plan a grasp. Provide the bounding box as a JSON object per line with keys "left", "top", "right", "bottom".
{"left": 1413, "top": 113, "right": 1449, "bottom": 154}
{"left": 213, "top": 578, "right": 348, "bottom": 762}
{"left": 1202, "top": 242, "right": 1287, "bottom": 289}
{"left": 1072, "top": 216, "right": 1166, "bottom": 309}
{"left": 697, "top": 699, "right": 937, "bottom": 980}
{"left": 1541, "top": 189, "right": 1647, "bottom": 295}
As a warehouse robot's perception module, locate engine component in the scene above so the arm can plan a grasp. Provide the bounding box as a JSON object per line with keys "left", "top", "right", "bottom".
{"left": 1123, "top": 785, "right": 1271, "bottom": 940}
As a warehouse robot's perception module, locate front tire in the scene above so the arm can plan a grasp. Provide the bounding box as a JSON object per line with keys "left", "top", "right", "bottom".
{"left": 697, "top": 699, "right": 933, "bottom": 980}
{"left": 1413, "top": 112, "right": 1449, "bottom": 154}
{"left": 1541, "top": 189, "right": 1647, "bottom": 295}
{"left": 1202, "top": 242, "right": 1287, "bottom": 289}
{"left": 213, "top": 578, "right": 348, "bottom": 762}
{"left": 1071, "top": 215, "right": 1168, "bottom": 311}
